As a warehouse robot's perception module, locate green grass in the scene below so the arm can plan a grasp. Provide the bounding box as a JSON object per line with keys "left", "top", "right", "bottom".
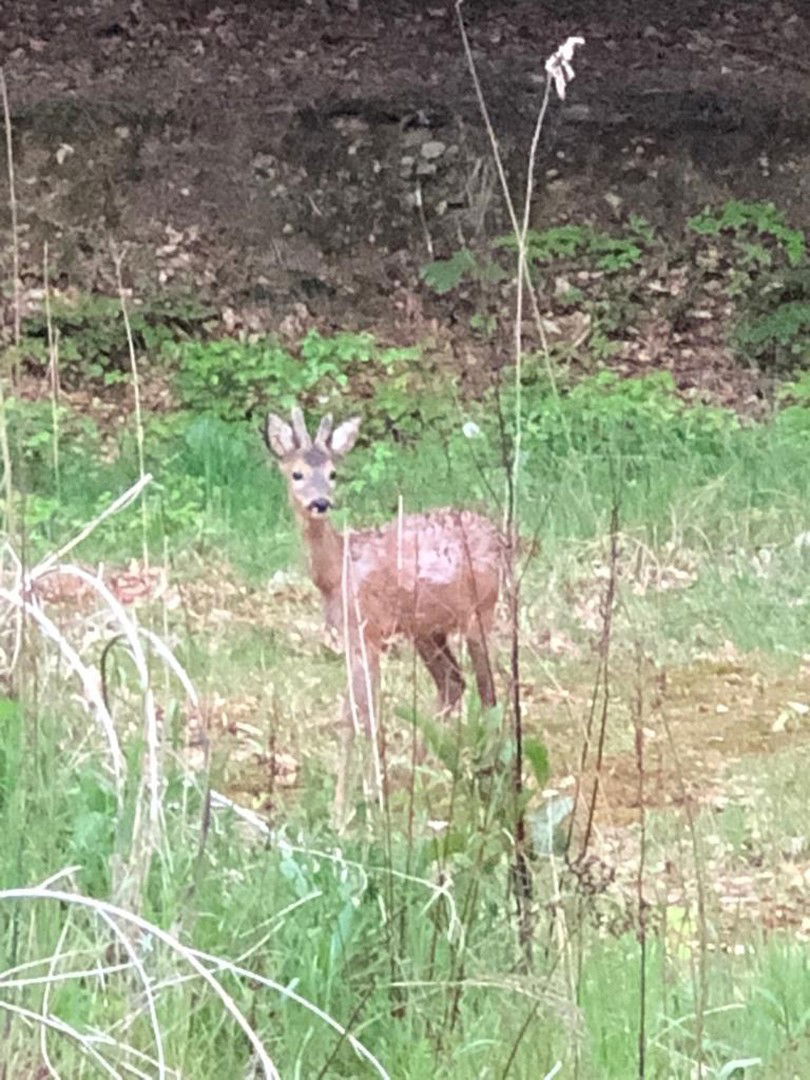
{"left": 3, "top": 744, "right": 810, "bottom": 1076}
{"left": 3, "top": 359, "right": 810, "bottom": 1076}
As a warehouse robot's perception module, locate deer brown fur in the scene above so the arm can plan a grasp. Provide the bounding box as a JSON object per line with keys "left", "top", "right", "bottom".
{"left": 265, "top": 405, "right": 501, "bottom": 823}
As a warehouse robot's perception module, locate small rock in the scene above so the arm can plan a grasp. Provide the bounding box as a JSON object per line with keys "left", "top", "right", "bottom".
{"left": 416, "top": 160, "right": 437, "bottom": 176}
{"left": 400, "top": 129, "right": 425, "bottom": 149}
{"left": 420, "top": 139, "right": 446, "bottom": 160}
{"left": 562, "top": 104, "right": 591, "bottom": 123}
{"left": 252, "top": 152, "right": 277, "bottom": 178}
{"left": 604, "top": 191, "right": 622, "bottom": 212}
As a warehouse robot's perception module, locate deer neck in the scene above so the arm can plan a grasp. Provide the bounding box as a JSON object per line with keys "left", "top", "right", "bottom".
{"left": 300, "top": 514, "right": 345, "bottom": 598}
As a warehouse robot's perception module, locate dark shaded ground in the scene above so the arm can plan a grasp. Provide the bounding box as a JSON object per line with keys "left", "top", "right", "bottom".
{"left": 1, "top": 0, "right": 809, "bottom": 401}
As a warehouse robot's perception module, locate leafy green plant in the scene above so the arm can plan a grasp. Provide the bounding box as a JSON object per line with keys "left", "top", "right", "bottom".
{"left": 688, "top": 204, "right": 809, "bottom": 372}
{"left": 735, "top": 301, "right": 810, "bottom": 370}
{"left": 169, "top": 331, "right": 415, "bottom": 421}
{"left": 367, "top": 377, "right": 455, "bottom": 444}
{"left": 732, "top": 265, "right": 810, "bottom": 371}
{"left": 520, "top": 371, "right": 739, "bottom": 464}
{"left": 169, "top": 338, "right": 303, "bottom": 420}
{"left": 495, "top": 223, "right": 647, "bottom": 273}
{"left": 420, "top": 248, "right": 507, "bottom": 294}
{"left": 504, "top": 223, "right": 591, "bottom": 261}
{"left": 66, "top": 770, "right": 117, "bottom": 896}
{"left": 469, "top": 311, "right": 499, "bottom": 336}
{"left": 19, "top": 293, "right": 213, "bottom": 387}
{"left": 5, "top": 397, "right": 84, "bottom": 468}
{"left": 421, "top": 248, "right": 476, "bottom": 294}
{"left": 776, "top": 370, "right": 810, "bottom": 406}
{"left": 689, "top": 200, "right": 806, "bottom": 268}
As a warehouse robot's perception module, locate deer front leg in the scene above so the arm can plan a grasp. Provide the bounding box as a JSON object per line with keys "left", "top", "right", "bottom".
{"left": 333, "top": 641, "right": 381, "bottom": 831}
{"left": 467, "top": 630, "right": 496, "bottom": 709}
{"left": 416, "top": 632, "right": 465, "bottom": 713}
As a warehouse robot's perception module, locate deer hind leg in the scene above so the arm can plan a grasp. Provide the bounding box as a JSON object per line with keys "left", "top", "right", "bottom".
{"left": 416, "top": 632, "right": 465, "bottom": 713}
{"left": 467, "top": 623, "right": 496, "bottom": 709}
{"left": 333, "top": 643, "right": 381, "bottom": 832}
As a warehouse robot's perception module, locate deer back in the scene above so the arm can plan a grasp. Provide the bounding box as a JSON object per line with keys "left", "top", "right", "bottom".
{"left": 339, "top": 508, "right": 502, "bottom": 645}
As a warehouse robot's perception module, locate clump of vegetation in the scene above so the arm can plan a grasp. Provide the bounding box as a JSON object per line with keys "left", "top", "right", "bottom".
{"left": 521, "top": 370, "right": 738, "bottom": 461}
{"left": 167, "top": 330, "right": 418, "bottom": 421}
{"left": 18, "top": 292, "right": 214, "bottom": 387}
{"left": 419, "top": 247, "right": 507, "bottom": 295}
{"left": 420, "top": 218, "right": 654, "bottom": 297}
{"left": 420, "top": 218, "right": 657, "bottom": 365}
{"left": 495, "top": 218, "right": 652, "bottom": 274}
{"left": 733, "top": 266, "right": 810, "bottom": 371}
{"left": 690, "top": 200, "right": 809, "bottom": 372}
{"left": 688, "top": 199, "right": 806, "bottom": 270}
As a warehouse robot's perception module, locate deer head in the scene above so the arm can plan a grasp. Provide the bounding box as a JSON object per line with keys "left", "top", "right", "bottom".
{"left": 264, "top": 406, "right": 361, "bottom": 519}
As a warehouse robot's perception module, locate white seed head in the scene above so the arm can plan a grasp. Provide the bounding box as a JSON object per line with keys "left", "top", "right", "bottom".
{"left": 545, "top": 36, "right": 585, "bottom": 100}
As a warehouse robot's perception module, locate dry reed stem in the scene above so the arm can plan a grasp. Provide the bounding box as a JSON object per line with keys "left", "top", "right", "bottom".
{"left": 0, "top": 582, "right": 126, "bottom": 794}
{"left": 43, "top": 243, "right": 61, "bottom": 499}
{"left": 35, "top": 474, "right": 153, "bottom": 574}
{"left": 455, "top": 3, "right": 566, "bottom": 972}
{"left": 0, "top": 69, "right": 18, "bottom": 532}
{"left": 0, "top": 999, "right": 126, "bottom": 1078}
{"left": 112, "top": 247, "right": 150, "bottom": 570}
{"left": 0, "top": 70, "right": 19, "bottom": 351}
{"left": 40, "top": 919, "right": 71, "bottom": 1080}
{"left": 0, "top": 888, "right": 281, "bottom": 1079}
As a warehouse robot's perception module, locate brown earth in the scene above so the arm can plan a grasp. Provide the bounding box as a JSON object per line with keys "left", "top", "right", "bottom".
{"left": 1, "top": 0, "right": 809, "bottom": 406}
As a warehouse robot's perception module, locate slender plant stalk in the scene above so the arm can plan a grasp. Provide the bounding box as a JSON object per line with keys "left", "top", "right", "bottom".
{"left": 111, "top": 245, "right": 150, "bottom": 569}
{"left": 43, "top": 243, "right": 61, "bottom": 500}
{"left": 0, "top": 69, "right": 17, "bottom": 533}
{"left": 455, "top": 5, "right": 584, "bottom": 972}
{"left": 576, "top": 501, "right": 620, "bottom": 856}
{"left": 500, "top": 1000, "right": 542, "bottom": 1078}
{"left": 454, "top": 3, "right": 559, "bottom": 394}
{"left": 660, "top": 705, "right": 708, "bottom": 1076}
{"left": 0, "top": 70, "right": 20, "bottom": 354}
{"left": 633, "top": 642, "right": 648, "bottom": 1079}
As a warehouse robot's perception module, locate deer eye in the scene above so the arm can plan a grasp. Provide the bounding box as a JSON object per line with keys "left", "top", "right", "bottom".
{"left": 329, "top": 470, "right": 337, "bottom": 480}
{"left": 291, "top": 471, "right": 304, "bottom": 481}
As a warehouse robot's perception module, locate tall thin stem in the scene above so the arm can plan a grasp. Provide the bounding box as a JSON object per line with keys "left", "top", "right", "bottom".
{"left": 112, "top": 245, "right": 150, "bottom": 569}
{"left": 0, "top": 69, "right": 17, "bottom": 533}
{"left": 43, "top": 244, "right": 61, "bottom": 501}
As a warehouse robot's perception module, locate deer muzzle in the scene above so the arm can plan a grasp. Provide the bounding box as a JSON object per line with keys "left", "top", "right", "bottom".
{"left": 308, "top": 497, "right": 332, "bottom": 515}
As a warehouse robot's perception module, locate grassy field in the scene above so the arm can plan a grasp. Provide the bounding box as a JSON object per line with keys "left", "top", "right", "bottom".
{"left": 1, "top": 343, "right": 809, "bottom": 1079}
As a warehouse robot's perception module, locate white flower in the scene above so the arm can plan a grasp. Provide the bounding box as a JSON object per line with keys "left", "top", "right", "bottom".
{"left": 545, "top": 36, "right": 585, "bottom": 100}
{"left": 462, "top": 421, "right": 481, "bottom": 439}
{"left": 427, "top": 819, "right": 449, "bottom": 833}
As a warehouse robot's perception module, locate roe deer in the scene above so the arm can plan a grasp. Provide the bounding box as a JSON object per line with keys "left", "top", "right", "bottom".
{"left": 264, "top": 405, "right": 501, "bottom": 824}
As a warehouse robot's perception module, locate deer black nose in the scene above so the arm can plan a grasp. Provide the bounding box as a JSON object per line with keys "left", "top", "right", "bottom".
{"left": 309, "top": 497, "right": 332, "bottom": 514}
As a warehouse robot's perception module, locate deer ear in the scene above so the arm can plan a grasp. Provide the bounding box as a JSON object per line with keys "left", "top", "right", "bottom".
{"left": 264, "top": 413, "right": 296, "bottom": 458}
{"left": 330, "top": 416, "right": 361, "bottom": 458}
{"left": 314, "top": 413, "right": 334, "bottom": 448}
